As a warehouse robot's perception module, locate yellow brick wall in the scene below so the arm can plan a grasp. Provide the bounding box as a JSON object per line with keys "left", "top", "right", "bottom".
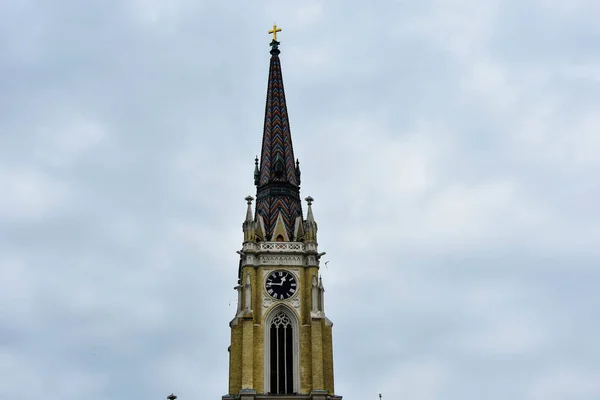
{"left": 322, "top": 322, "right": 335, "bottom": 394}
{"left": 228, "top": 323, "right": 242, "bottom": 394}
{"left": 241, "top": 318, "right": 254, "bottom": 389}
{"left": 227, "top": 262, "right": 336, "bottom": 396}
{"left": 253, "top": 323, "right": 264, "bottom": 391}
{"left": 311, "top": 318, "right": 324, "bottom": 389}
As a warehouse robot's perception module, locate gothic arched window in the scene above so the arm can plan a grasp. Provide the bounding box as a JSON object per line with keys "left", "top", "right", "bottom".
{"left": 265, "top": 308, "right": 298, "bottom": 394}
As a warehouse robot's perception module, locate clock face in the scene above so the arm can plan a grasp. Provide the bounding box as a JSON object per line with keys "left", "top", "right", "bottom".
{"left": 265, "top": 270, "right": 298, "bottom": 300}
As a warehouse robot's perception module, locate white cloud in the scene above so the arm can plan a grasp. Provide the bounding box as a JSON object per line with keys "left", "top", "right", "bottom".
{"left": 459, "top": 312, "right": 548, "bottom": 356}
{"left": 287, "top": 40, "right": 338, "bottom": 72}
{"left": 314, "top": 113, "right": 550, "bottom": 251}
{"left": 534, "top": 0, "right": 600, "bottom": 18}
{"left": 562, "top": 64, "right": 600, "bottom": 83}
{"left": 0, "top": 256, "right": 41, "bottom": 329}
{"left": 290, "top": 1, "right": 324, "bottom": 26}
{"left": 2, "top": 1, "right": 599, "bottom": 399}
{"left": 127, "top": 0, "right": 196, "bottom": 26}
{"left": 33, "top": 115, "right": 108, "bottom": 168}
{"left": 512, "top": 98, "right": 600, "bottom": 171}
{"left": 0, "top": 166, "right": 70, "bottom": 219}
{"left": 460, "top": 57, "right": 519, "bottom": 111}
{"left": 0, "top": 351, "right": 44, "bottom": 397}
{"left": 529, "top": 368, "right": 600, "bottom": 400}
{"left": 400, "top": 0, "right": 499, "bottom": 59}
{"left": 378, "top": 358, "right": 449, "bottom": 400}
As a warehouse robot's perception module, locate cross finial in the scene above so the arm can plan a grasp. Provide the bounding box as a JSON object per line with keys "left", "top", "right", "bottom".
{"left": 268, "top": 23, "right": 282, "bottom": 41}
{"left": 167, "top": 394, "right": 177, "bottom": 400}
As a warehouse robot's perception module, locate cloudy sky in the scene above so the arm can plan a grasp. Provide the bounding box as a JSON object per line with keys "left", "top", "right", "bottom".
{"left": 2, "top": 0, "right": 600, "bottom": 399}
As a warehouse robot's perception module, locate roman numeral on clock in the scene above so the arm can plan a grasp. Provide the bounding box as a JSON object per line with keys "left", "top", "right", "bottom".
{"left": 265, "top": 270, "right": 297, "bottom": 300}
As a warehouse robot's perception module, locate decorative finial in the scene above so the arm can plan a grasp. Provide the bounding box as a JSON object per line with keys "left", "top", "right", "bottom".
{"left": 268, "top": 23, "right": 282, "bottom": 41}
{"left": 295, "top": 159, "right": 301, "bottom": 185}
{"left": 268, "top": 24, "right": 282, "bottom": 54}
{"left": 254, "top": 156, "right": 260, "bottom": 186}
{"left": 305, "top": 196, "right": 314, "bottom": 206}
{"left": 167, "top": 394, "right": 177, "bottom": 400}
{"left": 244, "top": 195, "right": 254, "bottom": 223}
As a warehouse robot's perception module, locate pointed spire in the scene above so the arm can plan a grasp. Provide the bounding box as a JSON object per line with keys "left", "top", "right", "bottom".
{"left": 257, "top": 28, "right": 298, "bottom": 186}
{"left": 306, "top": 196, "right": 315, "bottom": 222}
{"left": 255, "top": 27, "right": 303, "bottom": 241}
{"left": 295, "top": 159, "right": 301, "bottom": 186}
{"left": 254, "top": 156, "right": 260, "bottom": 186}
{"left": 318, "top": 276, "right": 325, "bottom": 313}
{"left": 245, "top": 195, "right": 254, "bottom": 222}
{"left": 311, "top": 274, "right": 319, "bottom": 313}
{"left": 304, "top": 196, "right": 318, "bottom": 242}
{"left": 244, "top": 272, "right": 252, "bottom": 313}
{"left": 243, "top": 196, "right": 256, "bottom": 242}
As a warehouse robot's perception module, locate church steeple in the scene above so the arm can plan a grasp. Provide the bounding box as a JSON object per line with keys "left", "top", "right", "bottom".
{"left": 224, "top": 28, "right": 342, "bottom": 400}
{"left": 254, "top": 30, "right": 303, "bottom": 241}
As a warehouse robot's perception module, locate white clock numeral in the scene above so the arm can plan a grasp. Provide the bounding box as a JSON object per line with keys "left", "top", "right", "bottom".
{"left": 291, "top": 283, "right": 297, "bottom": 287}
{"left": 268, "top": 289, "right": 273, "bottom": 294}
{"left": 278, "top": 271, "right": 283, "bottom": 277}
{"left": 266, "top": 283, "right": 271, "bottom": 287}
{"left": 289, "top": 288, "right": 295, "bottom": 293}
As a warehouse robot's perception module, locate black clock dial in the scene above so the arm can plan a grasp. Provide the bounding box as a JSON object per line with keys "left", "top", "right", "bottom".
{"left": 265, "top": 270, "right": 297, "bottom": 300}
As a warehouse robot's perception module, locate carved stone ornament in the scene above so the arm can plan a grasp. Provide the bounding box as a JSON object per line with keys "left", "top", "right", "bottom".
{"left": 306, "top": 255, "right": 318, "bottom": 266}
{"left": 244, "top": 272, "right": 252, "bottom": 313}
{"left": 260, "top": 254, "right": 305, "bottom": 266}
{"left": 235, "top": 285, "right": 242, "bottom": 315}
{"left": 259, "top": 242, "right": 304, "bottom": 252}
{"left": 263, "top": 296, "right": 300, "bottom": 312}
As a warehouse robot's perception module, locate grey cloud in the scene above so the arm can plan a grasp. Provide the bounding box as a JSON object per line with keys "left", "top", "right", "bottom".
{"left": 1, "top": 1, "right": 599, "bottom": 399}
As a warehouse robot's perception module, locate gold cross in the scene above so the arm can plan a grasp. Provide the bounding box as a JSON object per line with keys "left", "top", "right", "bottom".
{"left": 268, "top": 24, "right": 282, "bottom": 41}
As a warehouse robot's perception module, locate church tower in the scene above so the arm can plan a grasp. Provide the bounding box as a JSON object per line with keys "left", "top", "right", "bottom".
{"left": 223, "top": 27, "right": 342, "bottom": 400}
